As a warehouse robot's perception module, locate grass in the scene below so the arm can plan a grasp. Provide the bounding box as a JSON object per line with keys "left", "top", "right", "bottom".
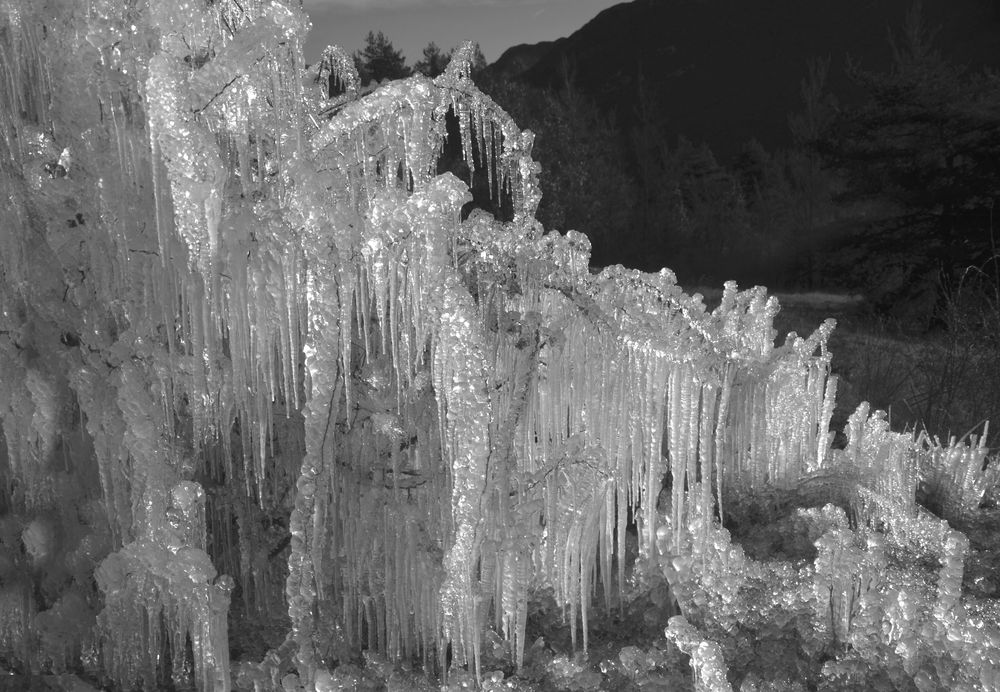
{"left": 772, "top": 285, "right": 1000, "bottom": 454}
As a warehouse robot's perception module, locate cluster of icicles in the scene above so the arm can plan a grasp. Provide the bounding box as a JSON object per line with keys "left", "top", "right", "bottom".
{"left": 0, "top": 0, "right": 998, "bottom": 690}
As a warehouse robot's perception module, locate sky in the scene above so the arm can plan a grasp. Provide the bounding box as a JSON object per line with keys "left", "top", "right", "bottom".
{"left": 300, "top": 0, "right": 623, "bottom": 67}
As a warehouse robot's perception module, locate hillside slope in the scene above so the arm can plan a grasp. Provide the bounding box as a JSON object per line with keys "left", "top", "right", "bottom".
{"left": 496, "top": 0, "right": 1000, "bottom": 160}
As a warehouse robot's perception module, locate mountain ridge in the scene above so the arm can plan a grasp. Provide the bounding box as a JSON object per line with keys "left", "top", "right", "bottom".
{"left": 488, "top": 0, "right": 1000, "bottom": 161}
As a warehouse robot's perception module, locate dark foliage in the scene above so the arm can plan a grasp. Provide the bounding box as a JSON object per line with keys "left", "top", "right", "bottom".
{"left": 479, "top": 68, "right": 637, "bottom": 268}
{"left": 354, "top": 31, "right": 411, "bottom": 86}
{"left": 415, "top": 42, "right": 487, "bottom": 80}
{"left": 413, "top": 42, "right": 449, "bottom": 78}
{"left": 814, "top": 4, "right": 1000, "bottom": 319}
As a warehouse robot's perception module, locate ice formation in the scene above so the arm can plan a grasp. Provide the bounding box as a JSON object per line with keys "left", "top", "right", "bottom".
{"left": 0, "top": 1, "right": 997, "bottom": 690}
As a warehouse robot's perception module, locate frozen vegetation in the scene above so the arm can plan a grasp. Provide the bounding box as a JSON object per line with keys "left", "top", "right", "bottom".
{"left": 0, "top": 1, "right": 998, "bottom": 690}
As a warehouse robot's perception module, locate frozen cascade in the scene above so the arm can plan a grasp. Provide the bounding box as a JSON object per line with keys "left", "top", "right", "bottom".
{"left": 812, "top": 526, "right": 885, "bottom": 646}
{"left": 919, "top": 425, "right": 999, "bottom": 522}
{"left": 95, "top": 518, "right": 233, "bottom": 691}
{"left": 311, "top": 45, "right": 359, "bottom": 107}
{"left": 664, "top": 616, "right": 733, "bottom": 692}
{"left": 0, "top": 1, "right": 999, "bottom": 690}
{"left": 71, "top": 361, "right": 134, "bottom": 549}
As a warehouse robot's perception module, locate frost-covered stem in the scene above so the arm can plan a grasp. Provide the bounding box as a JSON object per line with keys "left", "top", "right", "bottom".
{"left": 286, "top": 459, "right": 319, "bottom": 688}
{"left": 434, "top": 271, "right": 492, "bottom": 676}
{"left": 287, "top": 305, "right": 338, "bottom": 689}
{"left": 145, "top": 1, "right": 307, "bottom": 276}
{"left": 919, "top": 429, "right": 997, "bottom": 522}
{"left": 813, "top": 528, "right": 859, "bottom": 646}
{"left": 116, "top": 357, "right": 176, "bottom": 540}
{"left": 935, "top": 530, "right": 968, "bottom": 617}
{"left": 481, "top": 327, "right": 539, "bottom": 663}
{"left": 70, "top": 359, "right": 133, "bottom": 547}
{"left": 288, "top": 359, "right": 342, "bottom": 688}
{"left": 665, "top": 616, "right": 733, "bottom": 692}
{"left": 0, "top": 351, "right": 35, "bottom": 513}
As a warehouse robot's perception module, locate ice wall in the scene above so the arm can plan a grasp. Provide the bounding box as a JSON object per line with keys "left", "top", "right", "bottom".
{"left": 0, "top": 1, "right": 997, "bottom": 691}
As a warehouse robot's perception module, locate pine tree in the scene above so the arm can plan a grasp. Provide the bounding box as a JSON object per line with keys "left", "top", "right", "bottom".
{"left": 353, "top": 30, "right": 411, "bottom": 85}
{"left": 414, "top": 41, "right": 448, "bottom": 78}
{"left": 816, "top": 3, "right": 1000, "bottom": 312}
{"left": 414, "top": 42, "right": 486, "bottom": 81}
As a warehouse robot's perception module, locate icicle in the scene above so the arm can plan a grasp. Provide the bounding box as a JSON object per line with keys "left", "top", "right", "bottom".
{"left": 602, "top": 478, "right": 614, "bottom": 608}
{"left": 668, "top": 365, "right": 685, "bottom": 549}
{"left": 317, "top": 44, "right": 360, "bottom": 107}
{"left": 698, "top": 388, "right": 713, "bottom": 551}
{"left": 684, "top": 372, "right": 700, "bottom": 517}
{"left": 713, "top": 366, "right": 733, "bottom": 527}
{"left": 146, "top": 50, "right": 228, "bottom": 276}
{"left": 456, "top": 96, "right": 474, "bottom": 179}
{"left": 640, "top": 349, "right": 666, "bottom": 566}
{"left": 484, "top": 120, "right": 495, "bottom": 200}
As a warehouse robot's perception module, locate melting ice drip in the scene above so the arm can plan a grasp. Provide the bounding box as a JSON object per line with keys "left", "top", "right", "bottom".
{"left": 0, "top": 1, "right": 998, "bottom": 691}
